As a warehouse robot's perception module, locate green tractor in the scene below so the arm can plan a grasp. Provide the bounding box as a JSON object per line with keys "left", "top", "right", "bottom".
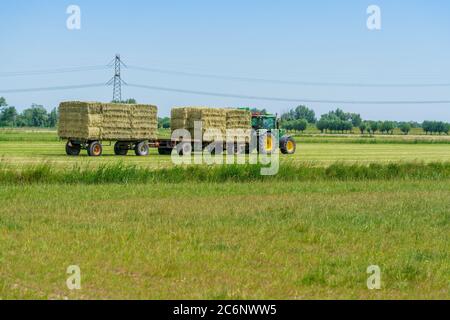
{"left": 251, "top": 111, "right": 297, "bottom": 154}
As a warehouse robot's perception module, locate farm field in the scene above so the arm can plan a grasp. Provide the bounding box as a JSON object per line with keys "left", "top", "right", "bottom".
{"left": 1, "top": 129, "right": 450, "bottom": 169}
{"left": 0, "top": 180, "right": 449, "bottom": 299}
{"left": 1, "top": 141, "right": 450, "bottom": 168}
{"left": 0, "top": 129, "right": 449, "bottom": 300}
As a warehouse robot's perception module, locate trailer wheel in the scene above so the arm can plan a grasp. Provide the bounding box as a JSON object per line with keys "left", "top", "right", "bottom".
{"left": 65, "top": 141, "right": 81, "bottom": 156}
{"left": 114, "top": 142, "right": 129, "bottom": 156}
{"left": 135, "top": 141, "right": 149, "bottom": 156}
{"left": 226, "top": 143, "right": 245, "bottom": 155}
{"left": 205, "top": 142, "right": 223, "bottom": 155}
{"left": 176, "top": 142, "right": 191, "bottom": 156}
{"left": 280, "top": 136, "right": 296, "bottom": 154}
{"left": 158, "top": 147, "right": 172, "bottom": 155}
{"left": 87, "top": 141, "right": 103, "bottom": 157}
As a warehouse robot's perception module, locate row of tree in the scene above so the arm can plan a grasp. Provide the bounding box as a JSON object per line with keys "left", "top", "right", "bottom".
{"left": 358, "top": 120, "right": 399, "bottom": 135}
{"left": 158, "top": 117, "right": 170, "bottom": 129}
{"left": 315, "top": 108, "right": 362, "bottom": 133}
{"left": 1, "top": 97, "right": 449, "bottom": 135}
{"left": 281, "top": 105, "right": 449, "bottom": 135}
{"left": 422, "top": 121, "right": 450, "bottom": 135}
{"left": 281, "top": 105, "right": 317, "bottom": 124}
{"left": 0, "top": 98, "right": 58, "bottom": 128}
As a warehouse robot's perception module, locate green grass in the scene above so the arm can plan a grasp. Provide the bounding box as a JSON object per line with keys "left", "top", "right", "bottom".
{"left": 2, "top": 127, "right": 449, "bottom": 144}
{"left": 0, "top": 180, "right": 448, "bottom": 299}
{"left": 292, "top": 135, "right": 450, "bottom": 144}
{"left": 0, "top": 128, "right": 59, "bottom": 142}
{"left": 1, "top": 162, "right": 450, "bottom": 184}
{"left": 1, "top": 139, "right": 450, "bottom": 170}
{"left": 0, "top": 129, "right": 448, "bottom": 300}
{"left": 0, "top": 128, "right": 171, "bottom": 142}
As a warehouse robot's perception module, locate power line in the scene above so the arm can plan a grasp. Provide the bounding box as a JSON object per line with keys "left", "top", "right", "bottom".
{"left": 127, "top": 83, "right": 450, "bottom": 105}
{"left": 1, "top": 61, "right": 448, "bottom": 88}
{"left": 1, "top": 81, "right": 449, "bottom": 105}
{"left": 0, "top": 83, "right": 106, "bottom": 93}
{"left": 0, "top": 65, "right": 108, "bottom": 77}
{"left": 127, "top": 65, "right": 450, "bottom": 88}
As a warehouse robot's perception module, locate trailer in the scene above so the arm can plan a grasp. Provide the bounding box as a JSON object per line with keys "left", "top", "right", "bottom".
{"left": 59, "top": 101, "right": 158, "bottom": 156}
{"left": 59, "top": 102, "right": 296, "bottom": 157}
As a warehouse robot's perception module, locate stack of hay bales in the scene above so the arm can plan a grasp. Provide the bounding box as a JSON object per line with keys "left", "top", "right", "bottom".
{"left": 170, "top": 107, "right": 251, "bottom": 141}
{"left": 171, "top": 107, "right": 227, "bottom": 138}
{"left": 58, "top": 101, "right": 157, "bottom": 141}
{"left": 225, "top": 109, "right": 252, "bottom": 142}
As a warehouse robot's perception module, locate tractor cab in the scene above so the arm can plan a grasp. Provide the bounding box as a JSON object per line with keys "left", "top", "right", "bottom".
{"left": 251, "top": 112, "right": 284, "bottom": 136}
{"left": 247, "top": 110, "right": 296, "bottom": 154}
{"left": 251, "top": 112, "right": 277, "bottom": 130}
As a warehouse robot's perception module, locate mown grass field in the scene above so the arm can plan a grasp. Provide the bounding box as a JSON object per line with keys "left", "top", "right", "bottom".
{"left": 0, "top": 128, "right": 449, "bottom": 300}
{"left": 0, "top": 180, "right": 448, "bottom": 299}
{"left": 1, "top": 129, "right": 450, "bottom": 169}
{"left": 2, "top": 141, "right": 450, "bottom": 169}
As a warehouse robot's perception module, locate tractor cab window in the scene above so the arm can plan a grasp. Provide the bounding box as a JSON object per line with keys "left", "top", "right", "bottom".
{"left": 252, "top": 117, "right": 276, "bottom": 130}
{"left": 262, "top": 118, "right": 276, "bottom": 130}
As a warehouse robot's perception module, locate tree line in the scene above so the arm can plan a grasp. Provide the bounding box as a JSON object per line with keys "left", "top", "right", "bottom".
{"left": 0, "top": 98, "right": 57, "bottom": 128}
{"left": 281, "top": 105, "right": 449, "bottom": 135}
{"left": 1, "top": 97, "right": 449, "bottom": 135}
{"left": 422, "top": 121, "right": 450, "bottom": 135}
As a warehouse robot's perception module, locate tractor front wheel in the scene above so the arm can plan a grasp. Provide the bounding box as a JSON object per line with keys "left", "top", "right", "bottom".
{"left": 280, "top": 136, "right": 296, "bottom": 154}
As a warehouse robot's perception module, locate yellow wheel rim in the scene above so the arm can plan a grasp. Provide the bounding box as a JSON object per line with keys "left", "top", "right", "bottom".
{"left": 286, "top": 140, "right": 295, "bottom": 152}
{"left": 266, "top": 136, "right": 273, "bottom": 151}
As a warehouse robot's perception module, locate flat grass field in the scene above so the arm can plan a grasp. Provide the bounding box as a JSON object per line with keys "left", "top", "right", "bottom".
{"left": 2, "top": 141, "right": 450, "bottom": 169}
{"left": 0, "top": 129, "right": 449, "bottom": 299}
{"left": 0, "top": 129, "right": 450, "bottom": 168}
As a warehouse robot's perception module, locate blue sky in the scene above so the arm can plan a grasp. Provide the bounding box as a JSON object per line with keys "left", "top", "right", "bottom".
{"left": 0, "top": 0, "right": 449, "bottom": 121}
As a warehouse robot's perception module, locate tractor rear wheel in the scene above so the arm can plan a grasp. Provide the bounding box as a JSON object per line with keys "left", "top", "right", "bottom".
{"left": 280, "top": 136, "right": 296, "bottom": 154}
{"left": 65, "top": 141, "right": 81, "bottom": 156}
{"left": 114, "top": 142, "right": 129, "bottom": 156}
{"left": 87, "top": 141, "right": 103, "bottom": 157}
{"left": 258, "top": 132, "right": 275, "bottom": 154}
